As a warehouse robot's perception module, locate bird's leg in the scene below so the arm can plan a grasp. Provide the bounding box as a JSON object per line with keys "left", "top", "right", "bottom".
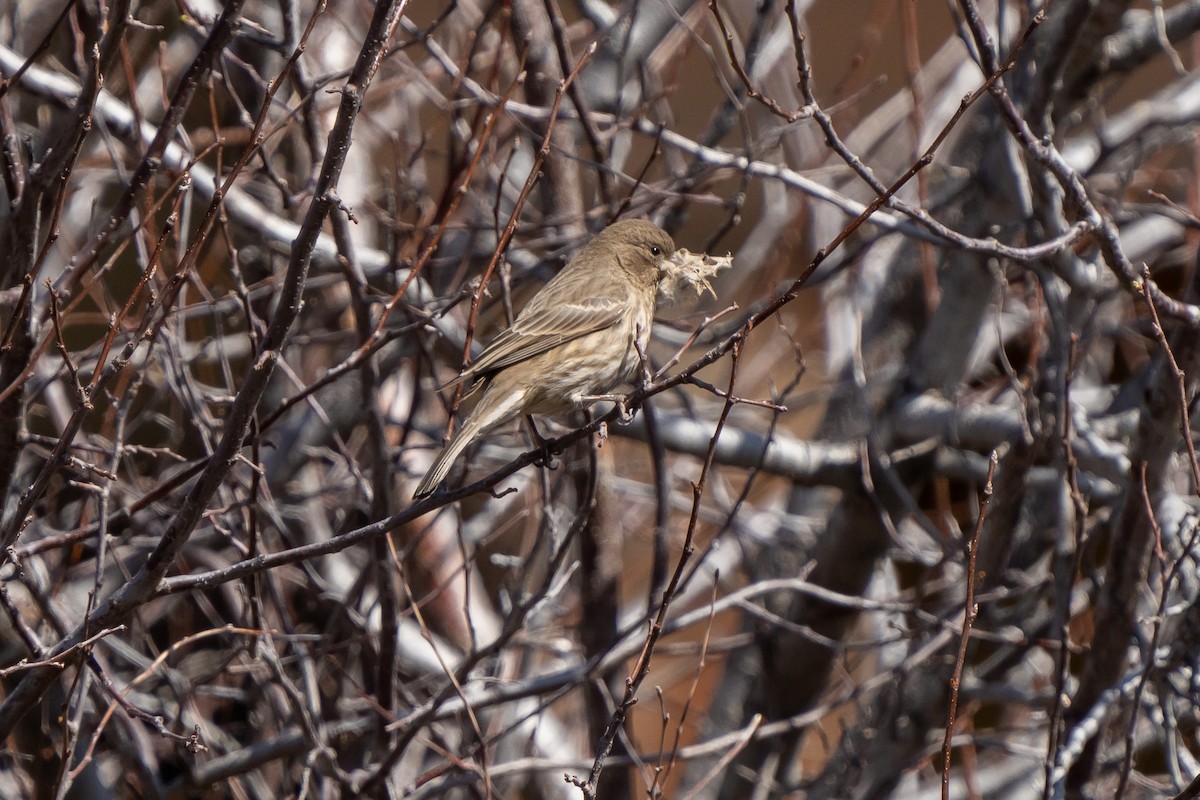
{"left": 525, "top": 414, "right": 557, "bottom": 470}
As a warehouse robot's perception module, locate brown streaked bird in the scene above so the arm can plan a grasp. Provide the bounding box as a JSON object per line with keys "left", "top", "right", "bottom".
{"left": 413, "top": 219, "right": 677, "bottom": 498}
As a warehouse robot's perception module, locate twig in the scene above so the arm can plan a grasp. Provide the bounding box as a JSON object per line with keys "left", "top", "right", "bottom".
{"left": 0, "top": 625, "right": 124, "bottom": 677}
{"left": 569, "top": 339, "right": 745, "bottom": 797}
{"left": 654, "top": 304, "right": 739, "bottom": 379}
{"left": 0, "top": 0, "right": 405, "bottom": 742}
{"left": 709, "top": 0, "right": 810, "bottom": 122}
{"left": 942, "top": 449, "right": 997, "bottom": 800}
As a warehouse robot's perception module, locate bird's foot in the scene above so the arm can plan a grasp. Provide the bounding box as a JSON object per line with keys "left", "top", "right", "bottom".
{"left": 526, "top": 415, "right": 559, "bottom": 470}
{"left": 579, "top": 393, "right": 633, "bottom": 423}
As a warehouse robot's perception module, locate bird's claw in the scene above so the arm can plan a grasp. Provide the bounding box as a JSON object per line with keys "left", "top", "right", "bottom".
{"left": 535, "top": 449, "right": 558, "bottom": 470}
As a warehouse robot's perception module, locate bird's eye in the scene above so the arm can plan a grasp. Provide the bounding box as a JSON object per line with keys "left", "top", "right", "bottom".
{"left": 650, "top": 245, "right": 662, "bottom": 257}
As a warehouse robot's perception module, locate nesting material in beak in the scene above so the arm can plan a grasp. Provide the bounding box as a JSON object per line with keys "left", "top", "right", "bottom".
{"left": 660, "top": 249, "right": 733, "bottom": 300}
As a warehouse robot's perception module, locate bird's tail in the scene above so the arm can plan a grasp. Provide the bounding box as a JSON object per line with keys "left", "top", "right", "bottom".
{"left": 412, "top": 422, "right": 477, "bottom": 498}
{"left": 412, "top": 386, "right": 525, "bottom": 498}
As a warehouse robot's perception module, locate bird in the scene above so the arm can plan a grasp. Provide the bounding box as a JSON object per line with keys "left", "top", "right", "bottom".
{"left": 413, "top": 219, "right": 677, "bottom": 498}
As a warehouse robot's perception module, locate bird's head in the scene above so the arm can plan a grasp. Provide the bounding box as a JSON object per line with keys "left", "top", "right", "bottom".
{"left": 588, "top": 219, "right": 731, "bottom": 301}
{"left": 591, "top": 219, "right": 677, "bottom": 291}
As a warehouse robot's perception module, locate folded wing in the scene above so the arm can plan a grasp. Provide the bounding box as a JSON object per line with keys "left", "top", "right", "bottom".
{"left": 445, "top": 293, "right": 624, "bottom": 387}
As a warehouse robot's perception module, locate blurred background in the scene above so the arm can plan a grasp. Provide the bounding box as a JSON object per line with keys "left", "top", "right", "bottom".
{"left": 2, "top": 0, "right": 1200, "bottom": 797}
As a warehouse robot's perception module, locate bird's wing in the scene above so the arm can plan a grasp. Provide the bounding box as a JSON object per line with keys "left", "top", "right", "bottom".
{"left": 445, "top": 294, "right": 623, "bottom": 386}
